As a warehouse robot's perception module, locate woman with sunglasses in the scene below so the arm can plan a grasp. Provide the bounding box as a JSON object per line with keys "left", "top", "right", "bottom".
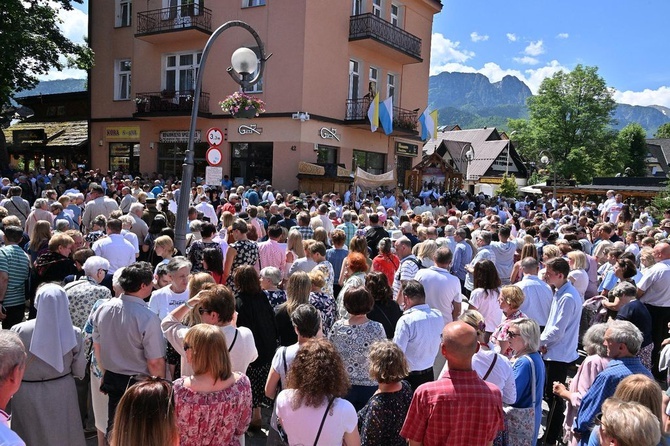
{"left": 506, "top": 317, "right": 546, "bottom": 446}
{"left": 173, "top": 324, "right": 252, "bottom": 446}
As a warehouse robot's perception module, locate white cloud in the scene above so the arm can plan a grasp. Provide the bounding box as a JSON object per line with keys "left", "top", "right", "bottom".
{"left": 470, "top": 32, "right": 489, "bottom": 42}
{"left": 524, "top": 40, "right": 545, "bottom": 57}
{"left": 556, "top": 33, "right": 569, "bottom": 39}
{"left": 430, "top": 33, "right": 475, "bottom": 74}
{"left": 513, "top": 56, "right": 540, "bottom": 66}
{"left": 38, "top": 3, "right": 88, "bottom": 80}
{"left": 506, "top": 33, "right": 517, "bottom": 42}
{"left": 613, "top": 86, "right": 670, "bottom": 108}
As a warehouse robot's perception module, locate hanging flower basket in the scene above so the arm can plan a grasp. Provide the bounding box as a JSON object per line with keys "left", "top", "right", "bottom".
{"left": 219, "top": 92, "right": 265, "bottom": 119}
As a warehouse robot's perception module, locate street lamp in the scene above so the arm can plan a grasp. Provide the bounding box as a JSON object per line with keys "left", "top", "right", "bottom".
{"left": 174, "top": 21, "right": 271, "bottom": 254}
{"left": 459, "top": 143, "right": 475, "bottom": 191}
{"left": 506, "top": 130, "right": 516, "bottom": 176}
{"left": 539, "top": 149, "right": 557, "bottom": 202}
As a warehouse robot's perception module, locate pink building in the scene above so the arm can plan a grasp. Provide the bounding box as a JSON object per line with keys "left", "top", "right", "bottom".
{"left": 89, "top": 0, "right": 442, "bottom": 190}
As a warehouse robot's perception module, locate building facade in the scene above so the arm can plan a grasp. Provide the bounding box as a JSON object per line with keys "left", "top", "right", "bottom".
{"left": 89, "top": 0, "right": 442, "bottom": 190}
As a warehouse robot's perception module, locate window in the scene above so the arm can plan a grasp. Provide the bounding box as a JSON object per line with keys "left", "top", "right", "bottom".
{"left": 387, "top": 73, "right": 396, "bottom": 104}
{"left": 164, "top": 51, "right": 201, "bottom": 94}
{"left": 372, "top": 0, "right": 382, "bottom": 17}
{"left": 114, "top": 59, "right": 132, "bottom": 100}
{"left": 109, "top": 143, "right": 139, "bottom": 173}
{"left": 353, "top": 150, "right": 385, "bottom": 175}
{"left": 352, "top": 0, "right": 362, "bottom": 15}
{"left": 242, "top": 47, "right": 263, "bottom": 93}
{"left": 231, "top": 143, "right": 274, "bottom": 183}
{"left": 165, "top": 0, "right": 203, "bottom": 18}
{"left": 391, "top": 3, "right": 400, "bottom": 26}
{"left": 369, "top": 66, "right": 378, "bottom": 97}
{"left": 115, "top": 0, "right": 132, "bottom": 27}
{"left": 243, "top": 0, "right": 265, "bottom": 7}
{"left": 158, "top": 142, "right": 207, "bottom": 178}
{"left": 316, "top": 146, "right": 338, "bottom": 164}
{"left": 349, "top": 60, "right": 360, "bottom": 100}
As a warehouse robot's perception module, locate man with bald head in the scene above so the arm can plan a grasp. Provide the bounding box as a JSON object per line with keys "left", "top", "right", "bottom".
{"left": 637, "top": 240, "right": 670, "bottom": 375}
{"left": 401, "top": 321, "right": 504, "bottom": 446}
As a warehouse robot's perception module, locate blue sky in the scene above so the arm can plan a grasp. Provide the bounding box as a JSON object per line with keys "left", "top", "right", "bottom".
{"left": 431, "top": 0, "right": 670, "bottom": 107}
{"left": 49, "top": 0, "right": 670, "bottom": 107}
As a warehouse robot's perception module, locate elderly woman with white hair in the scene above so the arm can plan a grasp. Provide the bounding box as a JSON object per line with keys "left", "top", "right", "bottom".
{"left": 11, "top": 284, "right": 87, "bottom": 446}
{"left": 25, "top": 197, "right": 54, "bottom": 236}
{"left": 506, "top": 317, "right": 546, "bottom": 446}
{"left": 553, "top": 323, "right": 611, "bottom": 446}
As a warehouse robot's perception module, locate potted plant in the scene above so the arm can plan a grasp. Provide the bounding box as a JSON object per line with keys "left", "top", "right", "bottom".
{"left": 219, "top": 91, "right": 265, "bottom": 119}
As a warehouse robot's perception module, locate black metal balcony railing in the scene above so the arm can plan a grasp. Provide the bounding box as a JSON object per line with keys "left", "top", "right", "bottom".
{"left": 136, "top": 6, "right": 212, "bottom": 35}
{"left": 349, "top": 13, "right": 421, "bottom": 60}
{"left": 135, "top": 90, "right": 210, "bottom": 114}
{"left": 345, "top": 97, "right": 418, "bottom": 132}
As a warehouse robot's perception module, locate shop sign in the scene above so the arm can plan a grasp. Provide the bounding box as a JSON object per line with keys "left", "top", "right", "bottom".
{"left": 395, "top": 141, "right": 419, "bottom": 157}
{"left": 13, "top": 129, "right": 47, "bottom": 145}
{"left": 159, "top": 130, "right": 201, "bottom": 143}
{"left": 106, "top": 126, "right": 140, "bottom": 140}
{"left": 319, "top": 127, "right": 340, "bottom": 142}
{"left": 238, "top": 124, "right": 262, "bottom": 135}
{"left": 479, "top": 176, "right": 504, "bottom": 184}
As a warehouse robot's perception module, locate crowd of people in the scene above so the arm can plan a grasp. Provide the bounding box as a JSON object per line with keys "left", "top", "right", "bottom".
{"left": 0, "top": 168, "right": 669, "bottom": 446}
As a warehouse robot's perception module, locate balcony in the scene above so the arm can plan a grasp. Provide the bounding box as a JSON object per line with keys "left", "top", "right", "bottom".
{"left": 134, "top": 90, "right": 210, "bottom": 116}
{"left": 344, "top": 97, "right": 419, "bottom": 135}
{"left": 349, "top": 13, "right": 422, "bottom": 63}
{"left": 135, "top": 6, "right": 212, "bottom": 43}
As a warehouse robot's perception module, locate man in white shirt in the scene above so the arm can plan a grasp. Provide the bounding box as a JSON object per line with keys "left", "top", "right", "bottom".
{"left": 516, "top": 257, "right": 553, "bottom": 330}
{"left": 393, "top": 280, "right": 444, "bottom": 391}
{"left": 92, "top": 219, "right": 136, "bottom": 273}
{"left": 149, "top": 257, "right": 192, "bottom": 320}
{"left": 0, "top": 331, "right": 26, "bottom": 446}
{"left": 118, "top": 215, "right": 140, "bottom": 258}
{"left": 414, "top": 247, "right": 461, "bottom": 326}
{"left": 195, "top": 195, "right": 217, "bottom": 224}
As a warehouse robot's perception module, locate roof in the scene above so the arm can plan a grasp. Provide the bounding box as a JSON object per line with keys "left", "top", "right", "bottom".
{"left": 3, "top": 120, "right": 88, "bottom": 147}
{"left": 423, "top": 127, "right": 521, "bottom": 178}
{"left": 646, "top": 138, "right": 670, "bottom": 176}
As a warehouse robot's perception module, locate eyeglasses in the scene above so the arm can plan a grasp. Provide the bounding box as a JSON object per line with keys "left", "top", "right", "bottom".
{"left": 506, "top": 330, "right": 521, "bottom": 338}
{"left": 198, "top": 308, "right": 210, "bottom": 315}
{"left": 183, "top": 343, "right": 191, "bottom": 351}
{"left": 99, "top": 269, "right": 108, "bottom": 275}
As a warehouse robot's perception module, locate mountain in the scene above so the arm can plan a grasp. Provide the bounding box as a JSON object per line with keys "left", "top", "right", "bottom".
{"left": 428, "top": 72, "right": 670, "bottom": 136}
{"left": 13, "top": 78, "right": 86, "bottom": 98}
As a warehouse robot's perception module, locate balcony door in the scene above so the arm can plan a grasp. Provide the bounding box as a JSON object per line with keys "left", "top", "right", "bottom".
{"left": 165, "top": 52, "right": 201, "bottom": 97}
{"left": 164, "top": 0, "right": 203, "bottom": 20}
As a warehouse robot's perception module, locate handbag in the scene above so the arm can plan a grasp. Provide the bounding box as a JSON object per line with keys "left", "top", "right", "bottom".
{"left": 503, "top": 355, "right": 537, "bottom": 446}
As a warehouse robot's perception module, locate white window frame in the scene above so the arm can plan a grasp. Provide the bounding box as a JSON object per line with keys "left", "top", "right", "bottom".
{"left": 163, "top": 51, "right": 202, "bottom": 94}
{"left": 391, "top": 3, "right": 400, "bottom": 26}
{"left": 387, "top": 73, "right": 396, "bottom": 104}
{"left": 369, "top": 66, "right": 378, "bottom": 97}
{"left": 372, "top": 0, "right": 382, "bottom": 17}
{"left": 243, "top": 0, "right": 266, "bottom": 7}
{"left": 114, "top": 59, "right": 132, "bottom": 100}
{"left": 352, "top": 0, "right": 363, "bottom": 15}
{"left": 115, "top": 0, "right": 132, "bottom": 27}
{"left": 349, "top": 60, "right": 360, "bottom": 101}
{"left": 242, "top": 47, "right": 263, "bottom": 93}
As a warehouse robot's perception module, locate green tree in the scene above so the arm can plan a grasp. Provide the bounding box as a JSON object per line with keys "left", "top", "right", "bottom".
{"left": 497, "top": 174, "right": 518, "bottom": 198}
{"left": 509, "top": 65, "right": 617, "bottom": 184}
{"left": 616, "top": 123, "right": 647, "bottom": 177}
{"left": 0, "top": 0, "right": 92, "bottom": 105}
{"left": 655, "top": 122, "right": 670, "bottom": 139}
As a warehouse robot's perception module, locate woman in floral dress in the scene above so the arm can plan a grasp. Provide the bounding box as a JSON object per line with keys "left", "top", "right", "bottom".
{"left": 173, "top": 324, "right": 252, "bottom": 446}
{"left": 223, "top": 219, "right": 259, "bottom": 293}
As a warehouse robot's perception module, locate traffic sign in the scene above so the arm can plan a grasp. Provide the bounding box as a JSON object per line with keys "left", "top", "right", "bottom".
{"left": 206, "top": 127, "right": 224, "bottom": 146}
{"left": 206, "top": 146, "right": 223, "bottom": 166}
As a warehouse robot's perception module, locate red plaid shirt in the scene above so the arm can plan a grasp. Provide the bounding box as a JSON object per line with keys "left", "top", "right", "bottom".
{"left": 401, "top": 369, "right": 504, "bottom": 446}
